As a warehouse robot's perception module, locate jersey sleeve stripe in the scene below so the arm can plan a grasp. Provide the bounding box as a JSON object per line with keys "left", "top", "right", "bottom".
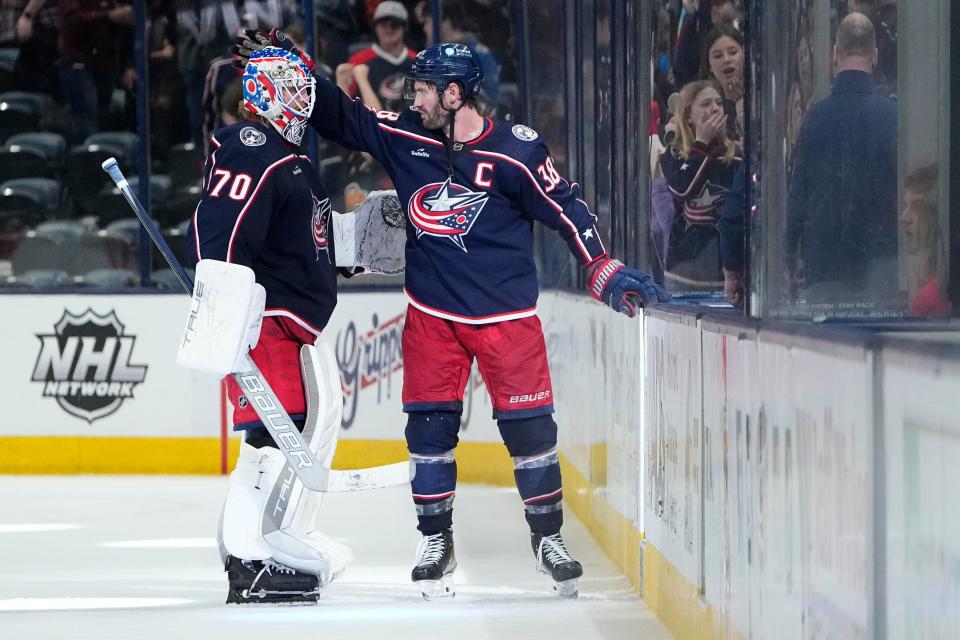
{"left": 377, "top": 123, "right": 444, "bottom": 147}
{"left": 471, "top": 149, "right": 593, "bottom": 260}
{"left": 225, "top": 154, "right": 297, "bottom": 263}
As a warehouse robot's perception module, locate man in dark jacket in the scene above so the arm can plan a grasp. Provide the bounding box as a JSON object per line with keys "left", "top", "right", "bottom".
{"left": 786, "top": 12, "right": 897, "bottom": 311}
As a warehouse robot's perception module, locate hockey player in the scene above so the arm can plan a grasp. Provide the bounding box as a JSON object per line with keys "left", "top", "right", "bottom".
{"left": 181, "top": 45, "right": 347, "bottom": 605}
{"left": 233, "top": 32, "right": 670, "bottom": 599}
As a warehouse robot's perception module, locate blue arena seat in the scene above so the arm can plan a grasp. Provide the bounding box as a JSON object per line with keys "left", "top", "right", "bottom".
{"left": 82, "top": 267, "right": 138, "bottom": 287}
{"left": 66, "top": 143, "right": 133, "bottom": 215}
{"left": 0, "top": 102, "right": 39, "bottom": 143}
{"left": 69, "top": 231, "right": 135, "bottom": 275}
{"left": 92, "top": 175, "right": 171, "bottom": 226}
{"left": 10, "top": 268, "right": 73, "bottom": 287}
{"left": 10, "top": 232, "right": 66, "bottom": 273}
{"left": 151, "top": 267, "right": 193, "bottom": 290}
{"left": 0, "top": 177, "right": 61, "bottom": 225}
{"left": 167, "top": 142, "right": 204, "bottom": 190}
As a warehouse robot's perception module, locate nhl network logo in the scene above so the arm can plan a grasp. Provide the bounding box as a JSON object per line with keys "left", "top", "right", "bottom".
{"left": 31, "top": 309, "right": 148, "bottom": 423}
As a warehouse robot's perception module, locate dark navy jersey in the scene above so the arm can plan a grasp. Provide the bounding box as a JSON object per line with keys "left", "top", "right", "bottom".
{"left": 186, "top": 121, "right": 338, "bottom": 337}
{"left": 308, "top": 77, "right": 607, "bottom": 324}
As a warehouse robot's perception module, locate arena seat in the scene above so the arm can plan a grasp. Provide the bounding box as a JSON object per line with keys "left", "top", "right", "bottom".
{"left": 11, "top": 268, "right": 72, "bottom": 287}
{"left": 0, "top": 177, "right": 61, "bottom": 225}
{"left": 82, "top": 267, "right": 138, "bottom": 287}
{"left": 6, "top": 131, "right": 67, "bottom": 174}
{"left": 69, "top": 231, "right": 135, "bottom": 274}
{"left": 151, "top": 267, "right": 193, "bottom": 290}
{"left": 167, "top": 142, "right": 204, "bottom": 190}
{"left": 84, "top": 131, "right": 138, "bottom": 163}
{"left": 35, "top": 220, "right": 89, "bottom": 245}
{"left": 0, "top": 102, "right": 38, "bottom": 143}
{"left": 161, "top": 184, "right": 201, "bottom": 228}
{"left": 10, "top": 232, "right": 66, "bottom": 273}
{"left": 92, "top": 174, "right": 171, "bottom": 226}
{"left": 66, "top": 143, "right": 133, "bottom": 215}
{"left": 0, "top": 144, "right": 48, "bottom": 181}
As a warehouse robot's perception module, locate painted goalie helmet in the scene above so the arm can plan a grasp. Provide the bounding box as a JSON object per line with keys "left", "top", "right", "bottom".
{"left": 242, "top": 46, "right": 316, "bottom": 146}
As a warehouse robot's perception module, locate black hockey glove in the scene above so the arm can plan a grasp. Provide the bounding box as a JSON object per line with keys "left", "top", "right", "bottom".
{"left": 231, "top": 28, "right": 315, "bottom": 72}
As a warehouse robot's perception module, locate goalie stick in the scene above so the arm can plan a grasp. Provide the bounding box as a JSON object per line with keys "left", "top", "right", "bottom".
{"left": 101, "top": 158, "right": 409, "bottom": 493}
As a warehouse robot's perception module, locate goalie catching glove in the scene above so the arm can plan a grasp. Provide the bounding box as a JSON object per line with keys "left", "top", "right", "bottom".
{"left": 333, "top": 190, "right": 407, "bottom": 276}
{"left": 177, "top": 259, "right": 265, "bottom": 377}
{"left": 587, "top": 257, "right": 671, "bottom": 317}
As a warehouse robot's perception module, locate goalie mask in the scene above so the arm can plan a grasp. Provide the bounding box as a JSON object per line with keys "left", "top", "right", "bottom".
{"left": 243, "top": 47, "right": 316, "bottom": 146}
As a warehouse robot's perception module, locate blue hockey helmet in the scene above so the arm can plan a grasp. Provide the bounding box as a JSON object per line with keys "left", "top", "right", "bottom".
{"left": 403, "top": 43, "right": 484, "bottom": 101}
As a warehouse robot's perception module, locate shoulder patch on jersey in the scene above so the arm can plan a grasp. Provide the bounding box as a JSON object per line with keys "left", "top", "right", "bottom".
{"left": 239, "top": 126, "right": 266, "bottom": 147}
{"left": 511, "top": 125, "right": 538, "bottom": 142}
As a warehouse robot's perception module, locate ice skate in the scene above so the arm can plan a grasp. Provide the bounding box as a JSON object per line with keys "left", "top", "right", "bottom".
{"left": 411, "top": 529, "right": 457, "bottom": 600}
{"left": 225, "top": 556, "right": 322, "bottom": 604}
{"left": 532, "top": 532, "right": 583, "bottom": 598}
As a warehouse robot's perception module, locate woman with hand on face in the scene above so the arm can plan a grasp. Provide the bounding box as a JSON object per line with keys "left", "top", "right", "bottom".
{"left": 700, "top": 23, "right": 744, "bottom": 140}
{"left": 659, "top": 79, "right": 743, "bottom": 293}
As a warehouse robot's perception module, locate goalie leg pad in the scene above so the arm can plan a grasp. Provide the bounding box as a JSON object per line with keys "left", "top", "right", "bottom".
{"left": 406, "top": 411, "right": 460, "bottom": 534}
{"left": 219, "top": 442, "right": 353, "bottom": 583}
{"left": 499, "top": 415, "right": 564, "bottom": 536}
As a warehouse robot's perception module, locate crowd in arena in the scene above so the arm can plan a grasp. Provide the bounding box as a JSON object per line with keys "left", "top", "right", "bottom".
{"left": 0, "top": 0, "right": 513, "bottom": 288}
{"left": 647, "top": 0, "right": 945, "bottom": 317}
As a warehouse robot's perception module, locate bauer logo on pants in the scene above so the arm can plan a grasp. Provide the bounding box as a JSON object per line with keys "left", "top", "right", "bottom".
{"left": 31, "top": 309, "right": 148, "bottom": 423}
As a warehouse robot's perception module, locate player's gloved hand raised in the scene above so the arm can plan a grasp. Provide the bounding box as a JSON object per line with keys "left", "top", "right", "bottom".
{"left": 587, "top": 258, "right": 671, "bottom": 317}
{"left": 231, "top": 28, "right": 315, "bottom": 71}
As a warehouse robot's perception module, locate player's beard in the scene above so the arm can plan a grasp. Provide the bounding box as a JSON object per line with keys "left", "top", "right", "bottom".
{"left": 419, "top": 103, "right": 452, "bottom": 131}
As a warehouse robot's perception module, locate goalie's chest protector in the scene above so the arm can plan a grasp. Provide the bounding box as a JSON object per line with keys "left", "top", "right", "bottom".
{"left": 188, "top": 121, "right": 338, "bottom": 336}
{"left": 379, "top": 115, "right": 543, "bottom": 324}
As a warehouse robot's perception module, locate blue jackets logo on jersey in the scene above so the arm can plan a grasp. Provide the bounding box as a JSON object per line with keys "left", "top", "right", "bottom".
{"left": 408, "top": 178, "right": 489, "bottom": 252}
{"left": 312, "top": 194, "right": 332, "bottom": 261}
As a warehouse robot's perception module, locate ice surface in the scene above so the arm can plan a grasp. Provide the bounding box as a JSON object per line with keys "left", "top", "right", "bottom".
{"left": 0, "top": 477, "right": 672, "bottom": 640}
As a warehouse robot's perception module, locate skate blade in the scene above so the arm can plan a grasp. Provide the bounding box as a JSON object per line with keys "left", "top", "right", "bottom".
{"left": 228, "top": 588, "right": 321, "bottom": 605}
{"left": 552, "top": 578, "right": 579, "bottom": 598}
{"left": 417, "top": 574, "right": 456, "bottom": 601}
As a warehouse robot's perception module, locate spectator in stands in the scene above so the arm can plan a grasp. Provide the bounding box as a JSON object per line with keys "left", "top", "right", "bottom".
{"left": 1, "top": 0, "right": 60, "bottom": 97}
{"left": 174, "top": 0, "right": 290, "bottom": 144}
{"left": 57, "top": 0, "right": 134, "bottom": 142}
{"left": 718, "top": 165, "right": 749, "bottom": 307}
{"left": 659, "top": 79, "right": 742, "bottom": 291}
{"left": 786, "top": 12, "right": 897, "bottom": 306}
{"left": 700, "top": 22, "right": 743, "bottom": 140}
{"left": 142, "top": 0, "right": 186, "bottom": 162}
{"left": 901, "top": 165, "right": 950, "bottom": 317}
{"left": 417, "top": 0, "right": 499, "bottom": 111}
{"left": 673, "top": 0, "right": 739, "bottom": 89}
{"left": 462, "top": 0, "right": 514, "bottom": 82}
{"left": 848, "top": 0, "right": 897, "bottom": 90}
{"left": 337, "top": 1, "right": 416, "bottom": 113}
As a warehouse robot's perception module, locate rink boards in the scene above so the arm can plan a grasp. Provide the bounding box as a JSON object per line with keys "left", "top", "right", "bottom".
{"left": 2, "top": 291, "right": 958, "bottom": 638}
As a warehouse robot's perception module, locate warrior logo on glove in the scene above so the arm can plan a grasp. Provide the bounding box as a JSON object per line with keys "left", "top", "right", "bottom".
{"left": 408, "top": 178, "right": 489, "bottom": 252}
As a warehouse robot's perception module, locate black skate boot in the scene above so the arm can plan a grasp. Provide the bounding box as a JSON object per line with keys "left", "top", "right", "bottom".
{"left": 225, "top": 556, "right": 322, "bottom": 604}
{"left": 532, "top": 532, "right": 583, "bottom": 598}
{"left": 411, "top": 529, "right": 457, "bottom": 600}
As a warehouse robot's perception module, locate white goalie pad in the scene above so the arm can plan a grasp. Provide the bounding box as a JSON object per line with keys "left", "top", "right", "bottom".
{"left": 177, "top": 259, "right": 265, "bottom": 378}
{"left": 219, "top": 343, "right": 352, "bottom": 580}
{"left": 333, "top": 189, "right": 406, "bottom": 275}
{"left": 218, "top": 442, "right": 353, "bottom": 582}
{"left": 218, "top": 343, "right": 408, "bottom": 579}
